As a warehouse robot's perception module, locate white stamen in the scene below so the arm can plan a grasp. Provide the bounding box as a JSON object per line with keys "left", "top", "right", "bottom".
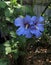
{"left": 26, "top": 24, "right": 29, "bottom": 29}
{"left": 35, "top": 26, "right": 39, "bottom": 30}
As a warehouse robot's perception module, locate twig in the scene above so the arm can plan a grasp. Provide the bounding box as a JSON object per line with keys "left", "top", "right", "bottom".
{"left": 41, "top": 2, "right": 51, "bottom": 16}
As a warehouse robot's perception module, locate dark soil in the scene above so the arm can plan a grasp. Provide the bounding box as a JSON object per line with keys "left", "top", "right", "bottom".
{"left": 25, "top": 43, "right": 51, "bottom": 65}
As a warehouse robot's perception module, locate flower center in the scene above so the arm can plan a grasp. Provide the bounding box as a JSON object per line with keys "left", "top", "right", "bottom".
{"left": 34, "top": 21, "right": 38, "bottom": 29}
{"left": 30, "top": 21, "right": 38, "bottom": 30}
{"left": 30, "top": 25, "right": 36, "bottom": 30}
{"left": 34, "top": 21, "right": 38, "bottom": 25}
{"left": 24, "top": 23, "right": 30, "bottom": 29}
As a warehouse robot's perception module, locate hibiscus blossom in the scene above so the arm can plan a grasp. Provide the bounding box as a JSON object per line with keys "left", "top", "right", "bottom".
{"left": 14, "top": 15, "right": 44, "bottom": 38}
{"left": 14, "top": 15, "right": 33, "bottom": 38}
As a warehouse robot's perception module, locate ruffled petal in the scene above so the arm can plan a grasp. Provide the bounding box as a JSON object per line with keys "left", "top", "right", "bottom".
{"left": 35, "top": 30, "right": 42, "bottom": 38}
{"left": 24, "top": 15, "right": 31, "bottom": 23}
{"left": 30, "top": 29, "right": 36, "bottom": 34}
{"left": 24, "top": 15, "right": 33, "bottom": 25}
{"left": 14, "top": 17, "right": 23, "bottom": 26}
{"left": 37, "top": 24, "right": 44, "bottom": 31}
{"left": 24, "top": 29, "right": 32, "bottom": 38}
{"left": 16, "top": 27, "right": 25, "bottom": 36}
{"left": 31, "top": 16, "right": 37, "bottom": 22}
{"left": 38, "top": 16, "right": 44, "bottom": 22}
{"left": 30, "top": 29, "right": 42, "bottom": 38}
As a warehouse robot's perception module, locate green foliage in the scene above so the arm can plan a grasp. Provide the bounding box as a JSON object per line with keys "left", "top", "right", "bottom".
{"left": 20, "top": 5, "right": 35, "bottom": 15}
{"left": 0, "top": 58, "right": 10, "bottom": 65}
{"left": 0, "top": 60, "right": 7, "bottom": 65}
{"left": 0, "top": 1, "right": 7, "bottom": 8}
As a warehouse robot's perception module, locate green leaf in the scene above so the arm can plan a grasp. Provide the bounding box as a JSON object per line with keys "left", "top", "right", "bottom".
{"left": 19, "top": 36, "right": 26, "bottom": 43}
{"left": 18, "top": 36, "right": 27, "bottom": 49}
{"left": 21, "top": 5, "right": 34, "bottom": 15}
{"left": 0, "top": 62, "right": 7, "bottom": 65}
{"left": 5, "top": 47, "right": 11, "bottom": 54}
{"left": 12, "top": 49, "right": 18, "bottom": 53}
{"left": 4, "top": 41, "right": 12, "bottom": 54}
{"left": 5, "top": 9, "right": 11, "bottom": 17}
{"left": 44, "top": 28, "right": 48, "bottom": 33}
{"left": 0, "top": 1, "right": 7, "bottom": 8}
{"left": 0, "top": 44, "right": 5, "bottom": 56}
{"left": 0, "top": 59, "right": 8, "bottom": 65}
{"left": 4, "top": 41, "right": 10, "bottom": 47}
{"left": 10, "top": 31, "right": 16, "bottom": 38}
{"left": 13, "top": 53, "right": 18, "bottom": 60}
{"left": 11, "top": 0, "right": 17, "bottom": 5}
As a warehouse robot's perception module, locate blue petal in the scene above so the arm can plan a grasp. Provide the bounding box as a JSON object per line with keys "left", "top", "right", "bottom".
{"left": 31, "top": 16, "right": 37, "bottom": 22}
{"left": 24, "top": 15, "right": 33, "bottom": 25}
{"left": 16, "top": 27, "right": 25, "bottom": 36}
{"left": 38, "top": 16, "right": 44, "bottom": 22}
{"left": 30, "top": 29, "right": 36, "bottom": 34}
{"left": 30, "top": 29, "right": 42, "bottom": 38}
{"left": 35, "top": 30, "right": 42, "bottom": 38}
{"left": 24, "top": 29, "right": 32, "bottom": 38}
{"left": 24, "top": 15, "right": 31, "bottom": 23}
{"left": 37, "top": 24, "right": 44, "bottom": 31}
{"left": 14, "top": 17, "right": 23, "bottom": 26}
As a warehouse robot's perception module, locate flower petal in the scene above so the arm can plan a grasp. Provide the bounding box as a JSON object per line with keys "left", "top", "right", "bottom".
{"left": 31, "top": 16, "right": 37, "bottom": 22}
{"left": 38, "top": 16, "right": 44, "bottom": 22}
{"left": 37, "top": 24, "right": 44, "bottom": 31}
{"left": 30, "top": 29, "right": 42, "bottom": 38}
{"left": 24, "top": 29, "right": 32, "bottom": 38}
{"left": 24, "top": 15, "right": 31, "bottom": 23}
{"left": 16, "top": 27, "right": 25, "bottom": 36}
{"left": 35, "top": 30, "right": 42, "bottom": 38}
{"left": 14, "top": 17, "right": 23, "bottom": 26}
{"left": 24, "top": 15, "right": 33, "bottom": 25}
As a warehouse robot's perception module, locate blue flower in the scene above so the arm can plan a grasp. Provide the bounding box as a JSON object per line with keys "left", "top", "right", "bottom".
{"left": 14, "top": 15, "right": 33, "bottom": 38}
{"left": 30, "top": 16, "right": 44, "bottom": 38}
{"left": 14, "top": 15, "right": 44, "bottom": 38}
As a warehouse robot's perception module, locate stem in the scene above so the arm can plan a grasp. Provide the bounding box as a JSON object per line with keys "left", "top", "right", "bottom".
{"left": 41, "top": 2, "right": 51, "bottom": 16}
